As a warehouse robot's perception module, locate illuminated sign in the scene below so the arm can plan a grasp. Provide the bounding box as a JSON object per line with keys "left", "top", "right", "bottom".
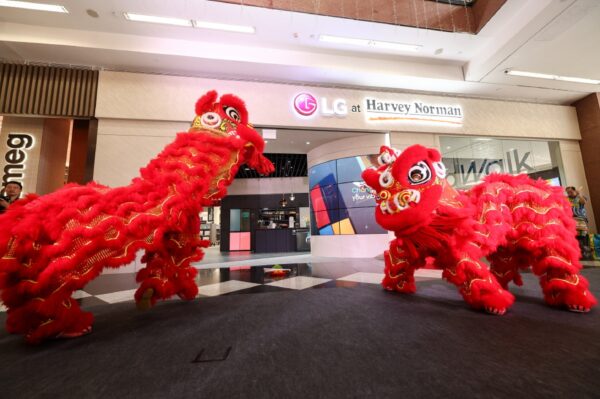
{"left": 3, "top": 133, "right": 34, "bottom": 188}
{"left": 293, "top": 93, "right": 318, "bottom": 116}
{"left": 364, "top": 98, "right": 463, "bottom": 125}
{"left": 291, "top": 92, "right": 464, "bottom": 126}
{"left": 292, "top": 93, "right": 348, "bottom": 118}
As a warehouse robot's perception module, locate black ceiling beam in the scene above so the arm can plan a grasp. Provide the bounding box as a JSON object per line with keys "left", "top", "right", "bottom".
{"left": 235, "top": 153, "right": 308, "bottom": 179}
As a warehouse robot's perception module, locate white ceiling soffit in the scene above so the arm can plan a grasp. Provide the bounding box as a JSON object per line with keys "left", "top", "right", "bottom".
{"left": 0, "top": 0, "right": 598, "bottom": 105}
{"left": 467, "top": 0, "right": 600, "bottom": 94}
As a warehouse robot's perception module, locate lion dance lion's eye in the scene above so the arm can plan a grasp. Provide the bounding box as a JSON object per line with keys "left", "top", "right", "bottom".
{"left": 433, "top": 162, "right": 447, "bottom": 179}
{"left": 201, "top": 112, "right": 222, "bottom": 128}
{"left": 408, "top": 161, "right": 431, "bottom": 185}
{"left": 379, "top": 170, "right": 394, "bottom": 188}
{"left": 377, "top": 152, "right": 395, "bottom": 166}
{"left": 223, "top": 106, "right": 242, "bottom": 123}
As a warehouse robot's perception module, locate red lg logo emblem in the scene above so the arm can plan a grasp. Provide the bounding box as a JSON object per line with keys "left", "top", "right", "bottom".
{"left": 294, "top": 93, "right": 317, "bottom": 116}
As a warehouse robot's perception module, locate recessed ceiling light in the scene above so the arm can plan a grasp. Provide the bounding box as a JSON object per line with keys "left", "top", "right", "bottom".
{"left": 319, "top": 34, "right": 421, "bottom": 52}
{"left": 124, "top": 12, "right": 192, "bottom": 27}
{"left": 505, "top": 69, "right": 600, "bottom": 85}
{"left": 0, "top": 0, "right": 68, "bottom": 13}
{"left": 193, "top": 20, "right": 255, "bottom": 34}
{"left": 306, "top": 141, "right": 310, "bottom": 145}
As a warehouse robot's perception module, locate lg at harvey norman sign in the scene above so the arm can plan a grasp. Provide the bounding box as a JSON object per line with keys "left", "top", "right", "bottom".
{"left": 292, "top": 92, "right": 463, "bottom": 125}
{"left": 364, "top": 98, "right": 463, "bottom": 125}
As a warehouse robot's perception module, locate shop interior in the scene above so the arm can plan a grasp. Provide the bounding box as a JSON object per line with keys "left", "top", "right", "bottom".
{"left": 220, "top": 128, "right": 376, "bottom": 253}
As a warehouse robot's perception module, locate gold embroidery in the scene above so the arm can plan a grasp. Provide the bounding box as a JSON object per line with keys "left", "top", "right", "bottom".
{"left": 515, "top": 189, "right": 550, "bottom": 199}
{"left": 548, "top": 274, "right": 579, "bottom": 286}
{"left": 513, "top": 220, "right": 560, "bottom": 230}
{"left": 511, "top": 203, "right": 560, "bottom": 215}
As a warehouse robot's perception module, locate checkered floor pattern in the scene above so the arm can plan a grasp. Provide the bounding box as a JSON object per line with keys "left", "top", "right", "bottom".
{"left": 0, "top": 269, "right": 444, "bottom": 311}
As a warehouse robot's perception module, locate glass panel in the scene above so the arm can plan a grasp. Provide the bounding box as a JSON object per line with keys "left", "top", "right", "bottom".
{"left": 230, "top": 209, "right": 241, "bottom": 232}
{"left": 299, "top": 207, "right": 310, "bottom": 228}
{"left": 339, "top": 208, "right": 387, "bottom": 235}
{"left": 308, "top": 160, "right": 337, "bottom": 190}
{"left": 310, "top": 184, "right": 339, "bottom": 213}
{"left": 240, "top": 209, "right": 250, "bottom": 232}
{"left": 338, "top": 181, "right": 377, "bottom": 208}
{"left": 440, "top": 137, "right": 564, "bottom": 190}
{"left": 239, "top": 232, "right": 251, "bottom": 250}
{"left": 502, "top": 139, "right": 534, "bottom": 175}
{"left": 337, "top": 155, "right": 379, "bottom": 183}
{"left": 312, "top": 209, "right": 339, "bottom": 235}
{"left": 308, "top": 154, "right": 396, "bottom": 236}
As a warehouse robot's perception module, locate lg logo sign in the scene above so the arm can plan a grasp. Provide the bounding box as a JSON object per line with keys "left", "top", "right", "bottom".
{"left": 293, "top": 93, "right": 318, "bottom": 116}
{"left": 293, "top": 93, "right": 348, "bottom": 117}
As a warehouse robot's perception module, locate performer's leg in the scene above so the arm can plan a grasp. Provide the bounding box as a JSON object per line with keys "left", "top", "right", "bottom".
{"left": 381, "top": 244, "right": 419, "bottom": 294}
{"left": 532, "top": 245, "right": 597, "bottom": 312}
{"left": 487, "top": 246, "right": 527, "bottom": 289}
{"left": 443, "top": 255, "right": 515, "bottom": 315}
{"left": 135, "top": 252, "right": 183, "bottom": 309}
{"left": 169, "top": 233, "right": 208, "bottom": 300}
{"left": 7, "top": 294, "right": 93, "bottom": 344}
{"left": 135, "top": 234, "right": 206, "bottom": 308}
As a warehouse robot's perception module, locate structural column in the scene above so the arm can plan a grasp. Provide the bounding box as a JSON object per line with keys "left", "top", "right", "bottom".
{"left": 574, "top": 93, "right": 600, "bottom": 231}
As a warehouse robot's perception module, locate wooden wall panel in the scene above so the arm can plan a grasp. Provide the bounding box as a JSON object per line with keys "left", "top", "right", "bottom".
{"left": 0, "top": 63, "right": 98, "bottom": 117}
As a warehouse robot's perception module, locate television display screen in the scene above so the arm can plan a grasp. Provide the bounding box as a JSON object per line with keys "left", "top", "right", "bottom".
{"left": 309, "top": 155, "right": 382, "bottom": 235}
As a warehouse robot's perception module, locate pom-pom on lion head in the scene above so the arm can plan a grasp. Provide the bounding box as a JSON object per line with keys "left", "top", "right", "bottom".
{"left": 190, "top": 90, "right": 274, "bottom": 175}
{"left": 361, "top": 144, "right": 447, "bottom": 233}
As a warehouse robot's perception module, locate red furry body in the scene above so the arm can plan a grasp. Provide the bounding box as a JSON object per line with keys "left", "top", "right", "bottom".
{"left": 362, "top": 144, "right": 596, "bottom": 315}
{"left": 0, "top": 91, "right": 274, "bottom": 343}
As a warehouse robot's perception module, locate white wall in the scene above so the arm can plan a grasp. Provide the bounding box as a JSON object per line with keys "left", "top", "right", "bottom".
{"left": 96, "top": 70, "right": 581, "bottom": 140}
{"left": 94, "top": 119, "right": 188, "bottom": 186}
{"left": 228, "top": 176, "right": 308, "bottom": 195}
{"left": 311, "top": 233, "right": 394, "bottom": 258}
{"left": 308, "top": 133, "right": 387, "bottom": 167}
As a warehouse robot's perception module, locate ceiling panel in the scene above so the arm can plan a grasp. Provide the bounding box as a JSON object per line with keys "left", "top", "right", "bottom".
{"left": 211, "top": 0, "right": 506, "bottom": 34}
{"left": 0, "top": 0, "right": 598, "bottom": 105}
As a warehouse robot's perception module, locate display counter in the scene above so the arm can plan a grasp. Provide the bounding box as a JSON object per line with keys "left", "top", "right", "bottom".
{"left": 255, "top": 228, "right": 309, "bottom": 253}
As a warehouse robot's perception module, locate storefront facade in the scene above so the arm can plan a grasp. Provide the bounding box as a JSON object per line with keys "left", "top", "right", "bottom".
{"left": 0, "top": 63, "right": 99, "bottom": 196}
{"left": 92, "top": 70, "right": 593, "bottom": 258}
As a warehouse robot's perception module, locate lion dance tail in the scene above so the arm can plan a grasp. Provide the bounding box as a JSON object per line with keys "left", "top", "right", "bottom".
{"left": 0, "top": 192, "right": 95, "bottom": 344}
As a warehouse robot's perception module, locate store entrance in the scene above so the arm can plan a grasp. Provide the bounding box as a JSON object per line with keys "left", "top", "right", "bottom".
{"left": 0, "top": 115, "right": 97, "bottom": 196}
{"left": 219, "top": 127, "right": 386, "bottom": 254}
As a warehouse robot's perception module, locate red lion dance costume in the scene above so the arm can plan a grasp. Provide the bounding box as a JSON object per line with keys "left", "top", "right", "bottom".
{"left": 0, "top": 90, "right": 274, "bottom": 343}
{"left": 362, "top": 144, "right": 596, "bottom": 315}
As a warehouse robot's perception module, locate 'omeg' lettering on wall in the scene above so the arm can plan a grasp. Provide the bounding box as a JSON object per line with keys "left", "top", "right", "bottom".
{"left": 3, "top": 133, "right": 34, "bottom": 187}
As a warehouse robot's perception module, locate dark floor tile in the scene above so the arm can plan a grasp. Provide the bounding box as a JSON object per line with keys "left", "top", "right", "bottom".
{"left": 84, "top": 273, "right": 138, "bottom": 295}
{"left": 79, "top": 296, "right": 115, "bottom": 308}
{"left": 221, "top": 284, "right": 292, "bottom": 296}
{"left": 303, "top": 280, "right": 339, "bottom": 289}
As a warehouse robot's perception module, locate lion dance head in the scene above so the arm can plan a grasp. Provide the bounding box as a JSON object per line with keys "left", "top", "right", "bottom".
{"left": 361, "top": 144, "right": 449, "bottom": 234}
{"left": 190, "top": 90, "right": 274, "bottom": 176}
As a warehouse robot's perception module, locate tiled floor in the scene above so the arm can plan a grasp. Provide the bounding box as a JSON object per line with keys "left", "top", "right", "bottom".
{"left": 0, "top": 249, "right": 599, "bottom": 312}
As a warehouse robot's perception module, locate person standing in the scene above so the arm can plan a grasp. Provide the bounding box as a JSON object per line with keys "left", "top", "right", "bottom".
{"left": 0, "top": 181, "right": 23, "bottom": 214}
{"left": 566, "top": 186, "right": 590, "bottom": 259}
